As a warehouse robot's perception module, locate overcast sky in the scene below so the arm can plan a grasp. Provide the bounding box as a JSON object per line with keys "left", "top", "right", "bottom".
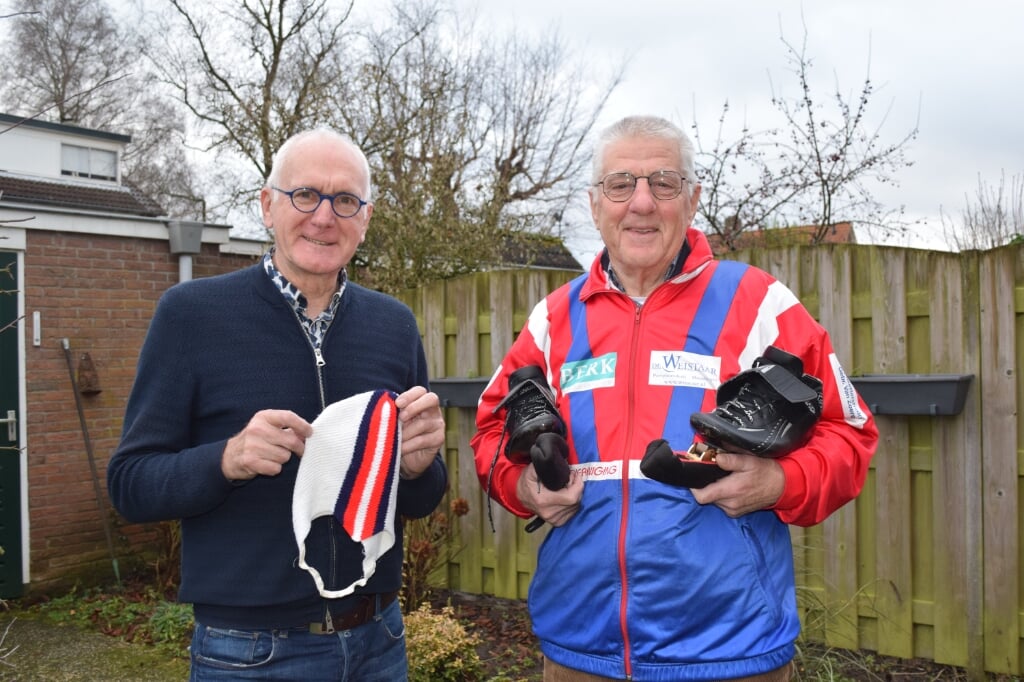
{"left": 450, "top": 0, "right": 1024, "bottom": 263}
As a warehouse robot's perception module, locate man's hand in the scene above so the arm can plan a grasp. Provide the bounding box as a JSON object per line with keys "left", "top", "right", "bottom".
{"left": 689, "top": 452, "right": 785, "bottom": 517}
{"left": 395, "top": 386, "right": 446, "bottom": 480}
{"left": 516, "top": 464, "right": 584, "bottom": 527}
{"left": 222, "top": 409, "right": 313, "bottom": 481}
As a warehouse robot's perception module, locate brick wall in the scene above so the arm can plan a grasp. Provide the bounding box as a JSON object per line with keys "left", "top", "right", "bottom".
{"left": 21, "top": 230, "right": 259, "bottom": 591}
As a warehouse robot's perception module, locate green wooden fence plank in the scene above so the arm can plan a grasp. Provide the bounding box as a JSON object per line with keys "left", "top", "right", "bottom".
{"left": 980, "top": 249, "right": 1020, "bottom": 674}
{"left": 928, "top": 251, "right": 972, "bottom": 667}
{"left": 871, "top": 248, "right": 915, "bottom": 660}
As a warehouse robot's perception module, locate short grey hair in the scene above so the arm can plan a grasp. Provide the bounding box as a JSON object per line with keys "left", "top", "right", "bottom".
{"left": 266, "top": 128, "right": 372, "bottom": 201}
{"left": 590, "top": 115, "right": 698, "bottom": 197}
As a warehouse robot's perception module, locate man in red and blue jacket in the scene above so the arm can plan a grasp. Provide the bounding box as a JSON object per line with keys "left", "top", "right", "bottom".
{"left": 472, "top": 115, "right": 877, "bottom": 682}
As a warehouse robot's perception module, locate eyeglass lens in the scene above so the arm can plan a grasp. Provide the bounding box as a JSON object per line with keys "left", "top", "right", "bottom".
{"left": 600, "top": 171, "right": 686, "bottom": 201}
{"left": 289, "top": 188, "right": 363, "bottom": 217}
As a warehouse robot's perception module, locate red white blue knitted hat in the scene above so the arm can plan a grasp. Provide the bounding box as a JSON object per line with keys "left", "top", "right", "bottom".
{"left": 293, "top": 389, "right": 401, "bottom": 598}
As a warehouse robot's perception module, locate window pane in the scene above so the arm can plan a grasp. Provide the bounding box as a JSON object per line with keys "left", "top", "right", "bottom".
{"left": 61, "top": 145, "right": 90, "bottom": 175}
{"left": 90, "top": 148, "right": 116, "bottom": 180}
{"left": 60, "top": 144, "right": 117, "bottom": 180}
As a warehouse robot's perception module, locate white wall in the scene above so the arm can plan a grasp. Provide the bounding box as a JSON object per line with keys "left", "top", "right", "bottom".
{"left": 0, "top": 123, "right": 123, "bottom": 182}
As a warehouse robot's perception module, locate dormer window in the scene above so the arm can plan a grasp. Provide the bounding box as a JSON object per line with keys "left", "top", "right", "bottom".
{"left": 61, "top": 143, "right": 117, "bottom": 181}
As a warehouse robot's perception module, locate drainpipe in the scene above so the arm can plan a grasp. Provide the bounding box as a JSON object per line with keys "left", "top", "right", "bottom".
{"left": 167, "top": 219, "right": 204, "bottom": 282}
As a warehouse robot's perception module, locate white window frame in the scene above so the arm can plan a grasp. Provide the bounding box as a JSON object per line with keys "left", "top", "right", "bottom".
{"left": 60, "top": 143, "right": 118, "bottom": 182}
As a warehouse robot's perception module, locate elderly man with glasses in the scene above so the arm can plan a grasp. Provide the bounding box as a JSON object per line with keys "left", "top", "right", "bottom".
{"left": 108, "top": 128, "right": 448, "bottom": 680}
{"left": 472, "top": 115, "right": 877, "bottom": 681}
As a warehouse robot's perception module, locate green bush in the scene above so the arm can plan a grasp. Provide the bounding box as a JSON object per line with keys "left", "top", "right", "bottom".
{"left": 28, "top": 585, "right": 192, "bottom": 659}
{"left": 147, "top": 600, "right": 194, "bottom": 657}
{"left": 406, "top": 602, "right": 484, "bottom": 682}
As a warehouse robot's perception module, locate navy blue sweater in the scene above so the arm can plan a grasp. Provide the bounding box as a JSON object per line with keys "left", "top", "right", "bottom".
{"left": 107, "top": 264, "right": 447, "bottom": 628}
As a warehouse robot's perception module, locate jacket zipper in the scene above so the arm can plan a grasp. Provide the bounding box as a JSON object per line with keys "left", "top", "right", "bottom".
{"left": 617, "top": 299, "right": 644, "bottom": 680}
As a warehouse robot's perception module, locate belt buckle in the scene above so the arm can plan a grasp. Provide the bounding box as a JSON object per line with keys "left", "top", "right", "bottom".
{"left": 309, "top": 608, "right": 336, "bottom": 635}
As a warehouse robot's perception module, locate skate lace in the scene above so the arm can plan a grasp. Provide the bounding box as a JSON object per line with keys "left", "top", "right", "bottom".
{"left": 507, "top": 385, "right": 554, "bottom": 424}
{"left": 486, "top": 384, "right": 552, "bottom": 533}
{"left": 718, "top": 384, "right": 777, "bottom": 427}
{"left": 485, "top": 422, "right": 509, "bottom": 534}
{"left": 486, "top": 374, "right": 560, "bottom": 533}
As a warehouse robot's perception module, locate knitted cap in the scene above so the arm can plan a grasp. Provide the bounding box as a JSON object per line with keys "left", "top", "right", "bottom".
{"left": 293, "top": 389, "right": 402, "bottom": 598}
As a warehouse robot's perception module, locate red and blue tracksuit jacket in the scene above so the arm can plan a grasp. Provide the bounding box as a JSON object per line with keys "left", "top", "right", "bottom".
{"left": 472, "top": 228, "right": 878, "bottom": 681}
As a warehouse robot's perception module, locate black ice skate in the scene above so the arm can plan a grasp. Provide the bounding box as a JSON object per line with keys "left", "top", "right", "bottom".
{"left": 493, "top": 365, "right": 566, "bottom": 464}
{"left": 488, "top": 366, "right": 569, "bottom": 532}
{"left": 689, "top": 345, "right": 823, "bottom": 458}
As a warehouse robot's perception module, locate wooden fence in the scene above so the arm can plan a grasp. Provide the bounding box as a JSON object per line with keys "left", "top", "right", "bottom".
{"left": 396, "top": 242, "right": 1024, "bottom": 678}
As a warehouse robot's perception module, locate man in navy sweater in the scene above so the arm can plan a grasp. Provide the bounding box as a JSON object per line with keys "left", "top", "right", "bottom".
{"left": 107, "top": 128, "right": 448, "bottom": 681}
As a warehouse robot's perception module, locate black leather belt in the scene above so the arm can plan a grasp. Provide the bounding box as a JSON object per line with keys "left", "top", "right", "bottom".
{"left": 308, "top": 590, "right": 400, "bottom": 634}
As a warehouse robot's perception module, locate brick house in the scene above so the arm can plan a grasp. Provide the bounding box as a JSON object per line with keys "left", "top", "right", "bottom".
{"left": 0, "top": 113, "right": 264, "bottom": 596}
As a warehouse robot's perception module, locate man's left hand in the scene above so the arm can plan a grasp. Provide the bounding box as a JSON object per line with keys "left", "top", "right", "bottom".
{"left": 690, "top": 452, "right": 785, "bottom": 517}
{"left": 395, "top": 386, "right": 445, "bottom": 479}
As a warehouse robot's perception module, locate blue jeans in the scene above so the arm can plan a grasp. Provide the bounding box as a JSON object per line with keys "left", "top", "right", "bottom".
{"left": 189, "top": 599, "right": 407, "bottom": 681}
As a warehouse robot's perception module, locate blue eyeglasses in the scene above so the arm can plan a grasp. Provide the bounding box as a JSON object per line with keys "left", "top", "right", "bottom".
{"left": 272, "top": 186, "right": 368, "bottom": 218}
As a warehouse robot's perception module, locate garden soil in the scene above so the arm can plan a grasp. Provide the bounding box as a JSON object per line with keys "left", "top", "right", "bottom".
{"left": 0, "top": 612, "right": 190, "bottom": 681}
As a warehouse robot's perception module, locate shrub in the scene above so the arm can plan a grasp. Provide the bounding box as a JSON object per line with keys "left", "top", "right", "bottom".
{"left": 405, "top": 602, "right": 483, "bottom": 682}
{"left": 27, "top": 584, "right": 192, "bottom": 659}
{"left": 147, "top": 600, "right": 194, "bottom": 657}
{"left": 402, "top": 495, "right": 469, "bottom": 611}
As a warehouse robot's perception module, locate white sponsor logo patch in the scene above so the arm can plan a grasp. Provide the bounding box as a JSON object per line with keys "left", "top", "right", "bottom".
{"left": 571, "top": 460, "right": 644, "bottom": 480}
{"left": 649, "top": 351, "right": 721, "bottom": 389}
{"left": 830, "top": 353, "right": 868, "bottom": 427}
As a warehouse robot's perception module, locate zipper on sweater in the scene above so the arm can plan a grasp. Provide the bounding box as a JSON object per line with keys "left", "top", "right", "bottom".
{"left": 286, "top": 308, "right": 336, "bottom": 611}
{"left": 286, "top": 306, "right": 329, "bottom": 411}
{"left": 617, "top": 299, "right": 644, "bottom": 680}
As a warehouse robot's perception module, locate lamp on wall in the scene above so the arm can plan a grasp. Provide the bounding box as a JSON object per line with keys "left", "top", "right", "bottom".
{"left": 76, "top": 352, "right": 101, "bottom": 395}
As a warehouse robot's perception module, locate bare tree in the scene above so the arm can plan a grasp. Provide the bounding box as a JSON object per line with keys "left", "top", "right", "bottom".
{"left": 336, "top": 2, "right": 491, "bottom": 290}
{"left": 694, "top": 24, "right": 918, "bottom": 250}
{"left": 339, "top": 1, "right": 620, "bottom": 291}
{"left": 692, "top": 102, "right": 802, "bottom": 247}
{"left": 769, "top": 28, "right": 918, "bottom": 243}
{"left": 0, "top": 0, "right": 207, "bottom": 220}
{"left": 144, "top": 0, "right": 620, "bottom": 291}
{"left": 941, "top": 171, "right": 1024, "bottom": 251}
{"left": 119, "top": 94, "right": 208, "bottom": 221}
{"left": 140, "top": 0, "right": 356, "bottom": 222}
{"left": 0, "top": 0, "right": 130, "bottom": 126}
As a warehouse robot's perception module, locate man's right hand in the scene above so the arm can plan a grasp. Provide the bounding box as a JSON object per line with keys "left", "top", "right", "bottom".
{"left": 516, "top": 461, "right": 584, "bottom": 527}
{"left": 222, "top": 409, "right": 313, "bottom": 481}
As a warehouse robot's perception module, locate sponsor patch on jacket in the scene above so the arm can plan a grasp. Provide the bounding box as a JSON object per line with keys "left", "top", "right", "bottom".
{"left": 830, "top": 352, "right": 869, "bottom": 427}
{"left": 649, "top": 351, "right": 721, "bottom": 389}
{"left": 570, "top": 460, "right": 645, "bottom": 480}
{"left": 560, "top": 353, "right": 617, "bottom": 394}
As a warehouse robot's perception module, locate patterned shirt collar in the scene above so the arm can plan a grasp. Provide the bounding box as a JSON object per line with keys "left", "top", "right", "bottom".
{"left": 262, "top": 249, "right": 346, "bottom": 344}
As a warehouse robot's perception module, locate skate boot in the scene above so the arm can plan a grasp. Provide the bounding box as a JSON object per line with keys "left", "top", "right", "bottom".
{"left": 689, "top": 345, "right": 823, "bottom": 458}
{"left": 490, "top": 366, "right": 569, "bottom": 533}
{"left": 493, "top": 365, "right": 566, "bottom": 464}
